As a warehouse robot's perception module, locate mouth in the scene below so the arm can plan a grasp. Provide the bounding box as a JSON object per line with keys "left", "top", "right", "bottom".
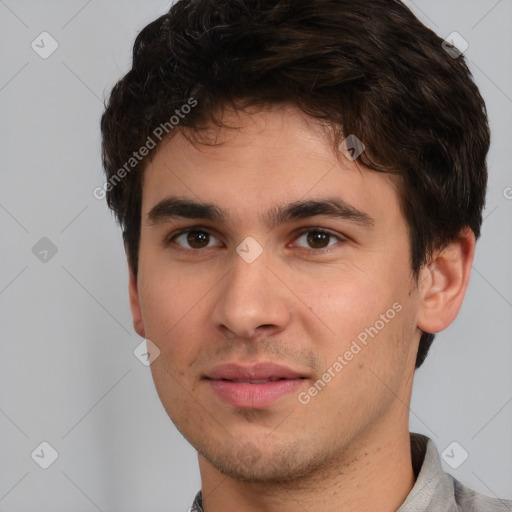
{"left": 211, "top": 377, "right": 304, "bottom": 383}
{"left": 204, "top": 363, "right": 309, "bottom": 408}
{"left": 205, "top": 362, "right": 308, "bottom": 381}
{"left": 242, "top": 378, "right": 279, "bottom": 383}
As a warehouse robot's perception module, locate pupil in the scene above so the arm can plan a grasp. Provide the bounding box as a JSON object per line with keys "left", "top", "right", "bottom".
{"left": 188, "top": 231, "right": 209, "bottom": 248}
{"left": 307, "top": 231, "right": 328, "bottom": 248}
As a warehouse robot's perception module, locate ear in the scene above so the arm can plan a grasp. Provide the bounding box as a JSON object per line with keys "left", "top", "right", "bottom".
{"left": 126, "top": 244, "right": 146, "bottom": 338}
{"left": 416, "top": 228, "right": 476, "bottom": 334}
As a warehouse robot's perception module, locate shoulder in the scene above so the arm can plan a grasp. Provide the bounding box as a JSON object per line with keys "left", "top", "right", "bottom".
{"left": 450, "top": 474, "right": 512, "bottom": 512}
{"left": 400, "top": 434, "right": 511, "bottom": 512}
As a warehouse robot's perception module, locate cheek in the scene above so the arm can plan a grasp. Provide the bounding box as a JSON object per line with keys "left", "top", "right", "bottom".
{"left": 136, "top": 259, "right": 213, "bottom": 362}
{"left": 291, "top": 268, "right": 393, "bottom": 343}
{"left": 296, "top": 261, "right": 413, "bottom": 376}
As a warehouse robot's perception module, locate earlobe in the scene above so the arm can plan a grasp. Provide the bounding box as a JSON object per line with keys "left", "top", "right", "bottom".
{"left": 127, "top": 259, "right": 146, "bottom": 339}
{"left": 416, "top": 228, "right": 476, "bottom": 334}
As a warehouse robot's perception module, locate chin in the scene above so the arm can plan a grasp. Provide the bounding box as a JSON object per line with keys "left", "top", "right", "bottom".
{"left": 198, "top": 440, "right": 327, "bottom": 484}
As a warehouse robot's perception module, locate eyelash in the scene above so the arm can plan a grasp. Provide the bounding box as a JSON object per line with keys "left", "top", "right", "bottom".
{"left": 165, "top": 226, "right": 345, "bottom": 254}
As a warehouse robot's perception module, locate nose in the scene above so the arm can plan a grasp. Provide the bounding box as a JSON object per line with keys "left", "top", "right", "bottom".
{"left": 211, "top": 248, "right": 292, "bottom": 340}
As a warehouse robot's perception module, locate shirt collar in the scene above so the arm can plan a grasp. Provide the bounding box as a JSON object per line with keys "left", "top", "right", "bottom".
{"left": 397, "top": 432, "right": 456, "bottom": 511}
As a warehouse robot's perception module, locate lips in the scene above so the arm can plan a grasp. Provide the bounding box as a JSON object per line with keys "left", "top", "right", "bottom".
{"left": 205, "top": 362, "right": 307, "bottom": 382}
{"left": 204, "top": 363, "right": 308, "bottom": 408}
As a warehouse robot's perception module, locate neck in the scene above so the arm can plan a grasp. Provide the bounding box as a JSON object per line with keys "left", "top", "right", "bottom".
{"left": 198, "top": 421, "right": 415, "bottom": 512}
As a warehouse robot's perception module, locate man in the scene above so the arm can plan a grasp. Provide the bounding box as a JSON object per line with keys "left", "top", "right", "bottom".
{"left": 100, "top": 0, "right": 511, "bottom": 510}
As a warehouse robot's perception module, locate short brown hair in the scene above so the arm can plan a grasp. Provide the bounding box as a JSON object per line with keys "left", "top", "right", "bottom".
{"left": 101, "top": 0, "right": 490, "bottom": 368}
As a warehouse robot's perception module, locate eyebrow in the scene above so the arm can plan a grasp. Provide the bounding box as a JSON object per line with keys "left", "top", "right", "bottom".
{"left": 147, "top": 196, "right": 375, "bottom": 230}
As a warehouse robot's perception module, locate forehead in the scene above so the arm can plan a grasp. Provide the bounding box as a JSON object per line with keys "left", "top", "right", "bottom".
{"left": 140, "top": 104, "right": 401, "bottom": 229}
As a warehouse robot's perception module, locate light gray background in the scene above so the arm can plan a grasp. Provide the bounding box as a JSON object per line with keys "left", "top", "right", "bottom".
{"left": 0, "top": 1, "right": 511, "bottom": 511}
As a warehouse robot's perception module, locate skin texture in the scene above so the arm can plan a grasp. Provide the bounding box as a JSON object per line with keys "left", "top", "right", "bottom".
{"left": 128, "top": 103, "right": 475, "bottom": 512}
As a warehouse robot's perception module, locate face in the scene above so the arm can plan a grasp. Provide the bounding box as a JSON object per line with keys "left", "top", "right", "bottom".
{"left": 130, "top": 103, "right": 422, "bottom": 483}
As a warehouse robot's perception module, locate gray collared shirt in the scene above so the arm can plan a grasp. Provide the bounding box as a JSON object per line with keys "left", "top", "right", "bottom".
{"left": 190, "top": 432, "right": 512, "bottom": 511}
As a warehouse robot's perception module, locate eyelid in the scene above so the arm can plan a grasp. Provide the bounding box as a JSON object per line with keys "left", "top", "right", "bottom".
{"left": 166, "top": 225, "right": 347, "bottom": 252}
{"left": 166, "top": 226, "right": 223, "bottom": 247}
{"left": 291, "top": 226, "right": 346, "bottom": 252}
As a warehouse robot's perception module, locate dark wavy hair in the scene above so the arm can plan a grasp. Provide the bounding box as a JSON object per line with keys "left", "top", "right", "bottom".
{"left": 101, "top": 0, "right": 490, "bottom": 369}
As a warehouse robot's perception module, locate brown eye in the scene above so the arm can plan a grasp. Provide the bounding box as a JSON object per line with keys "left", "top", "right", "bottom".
{"left": 171, "top": 229, "right": 221, "bottom": 250}
{"left": 186, "top": 231, "right": 210, "bottom": 248}
{"left": 294, "top": 228, "right": 342, "bottom": 251}
{"left": 306, "top": 231, "right": 330, "bottom": 249}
